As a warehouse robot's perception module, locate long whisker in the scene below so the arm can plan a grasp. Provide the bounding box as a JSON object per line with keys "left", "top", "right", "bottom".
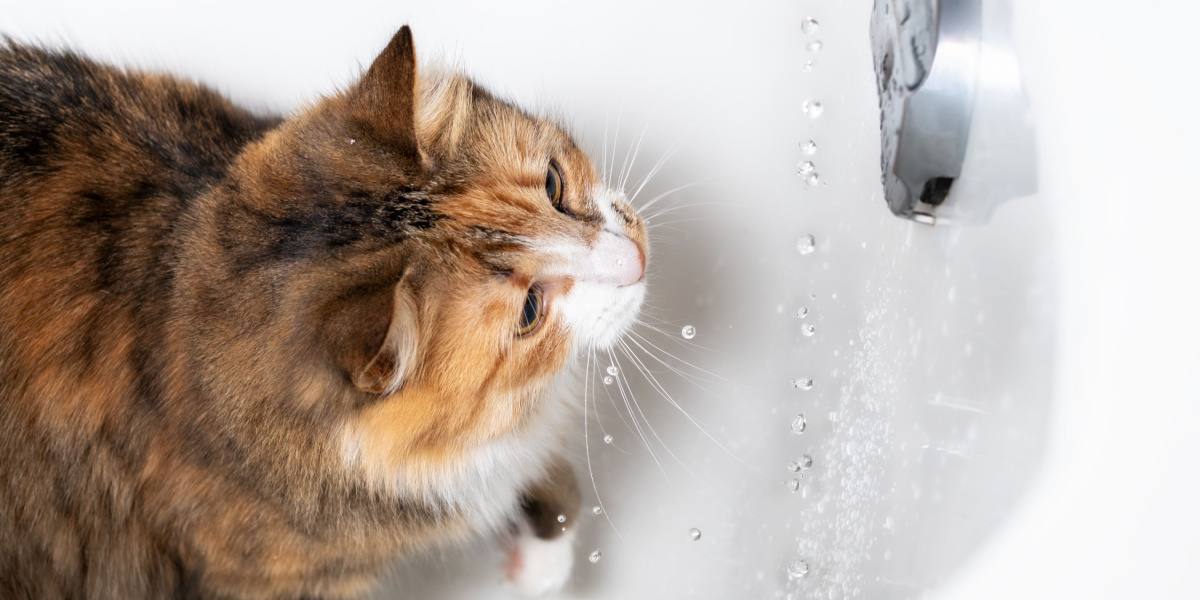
{"left": 626, "top": 328, "right": 728, "bottom": 383}
{"left": 607, "top": 109, "right": 623, "bottom": 187}
{"left": 637, "top": 181, "right": 708, "bottom": 213}
{"left": 627, "top": 145, "right": 678, "bottom": 205}
{"left": 644, "top": 201, "right": 730, "bottom": 222}
{"left": 605, "top": 347, "right": 666, "bottom": 477}
{"left": 617, "top": 338, "right": 749, "bottom": 469}
{"left": 619, "top": 124, "right": 648, "bottom": 193}
{"left": 611, "top": 347, "right": 694, "bottom": 478}
{"left": 583, "top": 348, "right": 622, "bottom": 539}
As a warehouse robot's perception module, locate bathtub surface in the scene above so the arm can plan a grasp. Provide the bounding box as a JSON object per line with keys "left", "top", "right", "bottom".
{"left": 2, "top": 1, "right": 1197, "bottom": 598}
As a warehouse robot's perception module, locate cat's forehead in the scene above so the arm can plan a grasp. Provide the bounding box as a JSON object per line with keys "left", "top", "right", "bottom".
{"left": 416, "top": 72, "right": 594, "bottom": 178}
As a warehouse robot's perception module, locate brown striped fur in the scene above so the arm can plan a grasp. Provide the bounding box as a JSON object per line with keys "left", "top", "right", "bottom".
{"left": 0, "top": 26, "right": 645, "bottom": 598}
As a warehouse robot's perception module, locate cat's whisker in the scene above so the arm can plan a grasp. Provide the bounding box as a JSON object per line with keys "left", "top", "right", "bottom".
{"left": 604, "top": 347, "right": 667, "bottom": 478}
{"left": 644, "top": 201, "right": 730, "bottom": 222}
{"left": 594, "top": 346, "right": 641, "bottom": 440}
{"left": 627, "top": 145, "right": 679, "bottom": 206}
{"left": 606, "top": 108, "right": 624, "bottom": 188}
{"left": 618, "top": 124, "right": 648, "bottom": 193}
{"left": 636, "top": 180, "right": 708, "bottom": 214}
{"left": 626, "top": 328, "right": 727, "bottom": 383}
{"left": 616, "top": 337, "right": 748, "bottom": 469}
{"left": 607, "top": 348, "right": 692, "bottom": 479}
{"left": 613, "top": 344, "right": 697, "bottom": 479}
{"left": 582, "top": 348, "right": 623, "bottom": 540}
{"left": 647, "top": 217, "right": 708, "bottom": 231}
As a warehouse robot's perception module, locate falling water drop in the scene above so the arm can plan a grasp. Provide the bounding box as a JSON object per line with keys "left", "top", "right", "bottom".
{"left": 796, "top": 160, "right": 816, "bottom": 176}
{"left": 556, "top": 514, "right": 567, "bottom": 524}
{"left": 603, "top": 375, "right": 614, "bottom": 385}
{"left": 603, "top": 434, "right": 614, "bottom": 444}
{"left": 790, "top": 413, "right": 807, "bottom": 435}
{"left": 787, "top": 478, "right": 801, "bottom": 492}
{"left": 588, "top": 550, "right": 603, "bottom": 564}
{"left": 801, "top": 60, "right": 816, "bottom": 72}
{"left": 606, "top": 365, "right": 619, "bottom": 377}
{"left": 804, "top": 172, "right": 822, "bottom": 187}
{"left": 801, "top": 140, "right": 818, "bottom": 156}
{"left": 346, "top": 138, "right": 357, "bottom": 145}
{"left": 681, "top": 325, "right": 697, "bottom": 340}
{"left": 801, "top": 17, "right": 820, "bottom": 35}
{"left": 799, "top": 454, "right": 814, "bottom": 469}
{"left": 787, "top": 559, "right": 811, "bottom": 580}
{"left": 796, "top": 234, "right": 816, "bottom": 255}
{"left": 803, "top": 100, "right": 824, "bottom": 119}
{"left": 791, "top": 378, "right": 814, "bottom": 391}
{"left": 795, "top": 306, "right": 810, "bottom": 319}
{"left": 802, "top": 323, "right": 817, "bottom": 337}
{"left": 689, "top": 528, "right": 702, "bottom": 541}
{"left": 807, "top": 40, "right": 824, "bottom": 53}
{"left": 592, "top": 506, "right": 603, "bottom": 516}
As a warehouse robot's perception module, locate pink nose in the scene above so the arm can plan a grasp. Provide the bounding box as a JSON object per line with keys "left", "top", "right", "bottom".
{"left": 590, "top": 230, "right": 644, "bottom": 286}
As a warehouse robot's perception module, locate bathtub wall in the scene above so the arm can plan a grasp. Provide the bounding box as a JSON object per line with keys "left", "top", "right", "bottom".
{"left": 2, "top": 1, "right": 1197, "bottom": 598}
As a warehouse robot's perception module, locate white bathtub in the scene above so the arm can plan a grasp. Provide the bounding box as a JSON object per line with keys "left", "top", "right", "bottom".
{"left": 4, "top": 0, "right": 1198, "bottom": 598}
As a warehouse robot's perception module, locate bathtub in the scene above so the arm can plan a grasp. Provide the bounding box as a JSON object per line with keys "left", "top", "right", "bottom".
{"left": 4, "top": 0, "right": 1198, "bottom": 598}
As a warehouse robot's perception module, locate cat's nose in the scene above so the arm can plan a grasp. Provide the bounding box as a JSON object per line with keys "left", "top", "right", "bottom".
{"left": 591, "top": 230, "right": 644, "bottom": 287}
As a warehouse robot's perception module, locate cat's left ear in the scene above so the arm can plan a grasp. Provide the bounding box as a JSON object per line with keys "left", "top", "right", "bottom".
{"left": 323, "top": 279, "right": 421, "bottom": 396}
{"left": 349, "top": 25, "right": 420, "bottom": 160}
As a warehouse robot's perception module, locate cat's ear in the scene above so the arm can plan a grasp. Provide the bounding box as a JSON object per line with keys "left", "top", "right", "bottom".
{"left": 349, "top": 26, "right": 420, "bottom": 159}
{"left": 325, "top": 280, "right": 420, "bottom": 396}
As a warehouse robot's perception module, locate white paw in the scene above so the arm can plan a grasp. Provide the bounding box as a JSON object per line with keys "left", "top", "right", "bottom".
{"left": 505, "top": 522, "right": 576, "bottom": 597}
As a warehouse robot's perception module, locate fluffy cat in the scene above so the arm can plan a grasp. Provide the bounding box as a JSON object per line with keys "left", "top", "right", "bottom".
{"left": 0, "top": 26, "right": 647, "bottom": 598}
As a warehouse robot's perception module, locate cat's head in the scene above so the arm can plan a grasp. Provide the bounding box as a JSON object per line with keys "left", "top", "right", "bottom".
{"left": 206, "top": 27, "right": 645, "bottom": 495}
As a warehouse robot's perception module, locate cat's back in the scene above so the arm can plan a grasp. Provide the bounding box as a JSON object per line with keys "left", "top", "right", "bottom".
{"left": 0, "top": 43, "right": 279, "bottom": 597}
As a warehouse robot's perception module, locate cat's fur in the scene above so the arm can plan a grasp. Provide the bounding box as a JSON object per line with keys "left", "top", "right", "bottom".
{"left": 0, "top": 27, "right": 646, "bottom": 598}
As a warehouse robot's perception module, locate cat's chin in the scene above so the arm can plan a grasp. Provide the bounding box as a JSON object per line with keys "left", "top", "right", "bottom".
{"left": 559, "top": 279, "right": 645, "bottom": 351}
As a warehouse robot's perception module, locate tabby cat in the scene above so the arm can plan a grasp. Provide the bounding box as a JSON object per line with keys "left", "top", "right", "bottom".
{"left": 0, "top": 26, "right": 647, "bottom": 598}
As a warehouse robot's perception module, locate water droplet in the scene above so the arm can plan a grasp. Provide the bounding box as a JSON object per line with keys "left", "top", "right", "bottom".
{"left": 807, "top": 40, "right": 823, "bottom": 53}
{"left": 689, "top": 528, "right": 702, "bottom": 541}
{"left": 804, "top": 172, "right": 822, "bottom": 187}
{"left": 791, "top": 378, "right": 814, "bottom": 390}
{"left": 801, "top": 17, "right": 819, "bottom": 35}
{"left": 796, "top": 160, "right": 815, "bottom": 175}
{"left": 606, "top": 365, "right": 619, "bottom": 377}
{"left": 795, "top": 306, "right": 810, "bottom": 319}
{"left": 788, "top": 478, "right": 801, "bottom": 492}
{"left": 603, "top": 375, "right": 614, "bottom": 385}
{"left": 346, "top": 138, "right": 357, "bottom": 145}
{"left": 592, "top": 505, "right": 603, "bottom": 516}
{"left": 787, "top": 559, "right": 810, "bottom": 580}
{"left": 790, "top": 413, "right": 807, "bottom": 435}
{"left": 801, "top": 140, "right": 818, "bottom": 156}
{"left": 588, "top": 549, "right": 603, "bottom": 564}
{"left": 803, "top": 100, "right": 824, "bottom": 118}
{"left": 802, "top": 323, "right": 816, "bottom": 337}
{"left": 603, "top": 434, "right": 614, "bottom": 444}
{"left": 556, "top": 514, "right": 567, "bottom": 524}
{"left": 796, "top": 234, "right": 816, "bottom": 255}
{"left": 799, "top": 454, "right": 814, "bottom": 469}
{"left": 681, "top": 325, "right": 697, "bottom": 340}
{"left": 787, "top": 460, "right": 802, "bottom": 473}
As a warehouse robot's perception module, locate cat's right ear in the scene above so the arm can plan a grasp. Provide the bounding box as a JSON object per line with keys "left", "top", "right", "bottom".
{"left": 349, "top": 26, "right": 420, "bottom": 160}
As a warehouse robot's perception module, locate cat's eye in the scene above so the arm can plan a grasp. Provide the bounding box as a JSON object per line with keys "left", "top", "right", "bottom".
{"left": 545, "top": 161, "right": 563, "bottom": 207}
{"left": 516, "top": 285, "right": 545, "bottom": 337}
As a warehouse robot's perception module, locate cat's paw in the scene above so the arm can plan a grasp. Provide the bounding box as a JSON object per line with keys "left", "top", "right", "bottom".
{"left": 504, "top": 523, "right": 576, "bottom": 597}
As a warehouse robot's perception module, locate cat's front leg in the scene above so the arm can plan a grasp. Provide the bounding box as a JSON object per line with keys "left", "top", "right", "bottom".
{"left": 505, "top": 456, "right": 581, "bottom": 597}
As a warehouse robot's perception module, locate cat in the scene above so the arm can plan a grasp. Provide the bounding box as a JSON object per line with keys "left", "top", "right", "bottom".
{"left": 0, "top": 25, "right": 647, "bottom": 598}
